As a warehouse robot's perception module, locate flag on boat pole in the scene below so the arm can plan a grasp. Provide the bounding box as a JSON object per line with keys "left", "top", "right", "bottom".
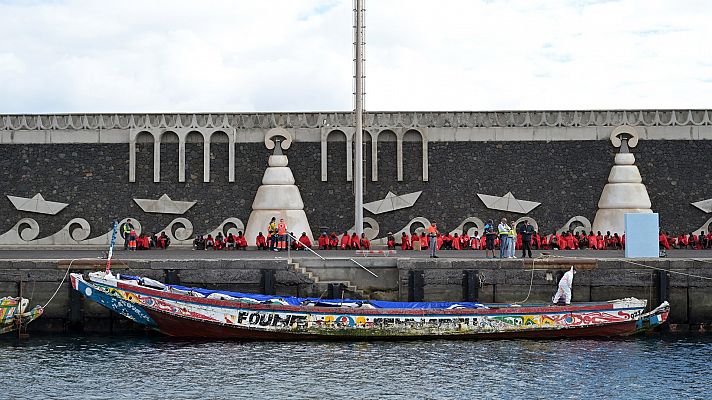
{"left": 106, "top": 221, "right": 118, "bottom": 274}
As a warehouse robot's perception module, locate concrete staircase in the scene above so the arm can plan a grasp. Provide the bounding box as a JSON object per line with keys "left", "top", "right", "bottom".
{"left": 289, "top": 262, "right": 367, "bottom": 299}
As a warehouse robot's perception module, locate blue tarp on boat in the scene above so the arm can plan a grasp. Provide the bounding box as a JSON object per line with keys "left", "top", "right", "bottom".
{"left": 117, "top": 274, "right": 487, "bottom": 310}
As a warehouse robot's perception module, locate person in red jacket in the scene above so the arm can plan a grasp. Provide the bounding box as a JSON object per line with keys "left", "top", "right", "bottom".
{"left": 420, "top": 233, "right": 428, "bottom": 250}
{"left": 659, "top": 231, "right": 670, "bottom": 250}
{"left": 351, "top": 232, "right": 361, "bottom": 250}
{"left": 256, "top": 232, "right": 267, "bottom": 250}
{"left": 236, "top": 232, "right": 248, "bottom": 250}
{"left": 596, "top": 231, "right": 605, "bottom": 250}
{"left": 298, "top": 232, "right": 312, "bottom": 250}
{"left": 387, "top": 233, "right": 396, "bottom": 250}
{"left": 340, "top": 232, "right": 351, "bottom": 250}
{"left": 401, "top": 232, "right": 411, "bottom": 250}
{"left": 565, "top": 232, "right": 577, "bottom": 250}
{"left": 452, "top": 233, "right": 461, "bottom": 250}
{"left": 317, "top": 233, "right": 328, "bottom": 250}
{"left": 360, "top": 233, "right": 370, "bottom": 250}
{"left": 460, "top": 233, "right": 470, "bottom": 250}
{"left": 329, "top": 232, "right": 339, "bottom": 249}
{"left": 588, "top": 231, "right": 597, "bottom": 249}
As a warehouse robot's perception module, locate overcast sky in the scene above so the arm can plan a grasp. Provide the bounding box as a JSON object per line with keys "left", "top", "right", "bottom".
{"left": 0, "top": 0, "right": 710, "bottom": 113}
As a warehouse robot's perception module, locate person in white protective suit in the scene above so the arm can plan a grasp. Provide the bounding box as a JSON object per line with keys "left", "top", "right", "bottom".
{"left": 552, "top": 266, "right": 576, "bottom": 305}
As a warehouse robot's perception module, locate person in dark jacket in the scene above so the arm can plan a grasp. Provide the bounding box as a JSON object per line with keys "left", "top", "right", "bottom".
{"left": 519, "top": 220, "right": 535, "bottom": 258}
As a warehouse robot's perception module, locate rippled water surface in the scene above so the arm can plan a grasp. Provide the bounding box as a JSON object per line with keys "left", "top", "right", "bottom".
{"left": 1, "top": 335, "right": 710, "bottom": 399}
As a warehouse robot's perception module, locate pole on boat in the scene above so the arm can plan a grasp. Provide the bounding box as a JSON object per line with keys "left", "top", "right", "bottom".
{"left": 353, "top": 0, "right": 365, "bottom": 236}
{"left": 106, "top": 221, "right": 118, "bottom": 274}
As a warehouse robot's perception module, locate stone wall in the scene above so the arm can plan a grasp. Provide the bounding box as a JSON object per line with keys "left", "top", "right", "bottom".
{"left": 1, "top": 139, "right": 711, "bottom": 239}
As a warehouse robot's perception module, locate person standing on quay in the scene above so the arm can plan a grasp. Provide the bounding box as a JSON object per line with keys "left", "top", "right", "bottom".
{"left": 122, "top": 219, "right": 133, "bottom": 250}
{"left": 267, "top": 217, "right": 277, "bottom": 251}
{"left": 498, "top": 218, "right": 510, "bottom": 258}
{"left": 277, "top": 218, "right": 287, "bottom": 251}
{"left": 428, "top": 221, "right": 439, "bottom": 258}
{"left": 519, "top": 220, "right": 535, "bottom": 258}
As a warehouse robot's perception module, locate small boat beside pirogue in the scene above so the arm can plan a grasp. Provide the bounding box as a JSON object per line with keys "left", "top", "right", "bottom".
{"left": 1, "top": 297, "right": 43, "bottom": 335}
{"left": 71, "top": 271, "right": 669, "bottom": 340}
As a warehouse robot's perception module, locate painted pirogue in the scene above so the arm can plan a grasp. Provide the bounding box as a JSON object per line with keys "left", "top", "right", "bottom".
{"left": 71, "top": 271, "right": 669, "bottom": 340}
{"left": 0, "top": 297, "right": 43, "bottom": 335}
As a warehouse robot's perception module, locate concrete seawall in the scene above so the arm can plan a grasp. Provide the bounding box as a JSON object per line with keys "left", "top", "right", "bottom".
{"left": 2, "top": 257, "right": 711, "bottom": 334}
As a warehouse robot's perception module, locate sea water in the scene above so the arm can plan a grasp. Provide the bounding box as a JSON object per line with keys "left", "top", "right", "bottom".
{"left": 1, "top": 335, "right": 710, "bottom": 399}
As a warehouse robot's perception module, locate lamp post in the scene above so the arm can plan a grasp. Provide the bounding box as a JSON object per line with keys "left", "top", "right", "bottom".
{"left": 354, "top": 0, "right": 365, "bottom": 236}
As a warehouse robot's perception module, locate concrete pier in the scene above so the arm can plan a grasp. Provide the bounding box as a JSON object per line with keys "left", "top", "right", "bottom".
{"left": 2, "top": 250, "right": 711, "bottom": 334}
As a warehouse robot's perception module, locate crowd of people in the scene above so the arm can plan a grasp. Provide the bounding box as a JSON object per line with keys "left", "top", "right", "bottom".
{"left": 121, "top": 219, "right": 171, "bottom": 251}
{"left": 122, "top": 216, "right": 712, "bottom": 254}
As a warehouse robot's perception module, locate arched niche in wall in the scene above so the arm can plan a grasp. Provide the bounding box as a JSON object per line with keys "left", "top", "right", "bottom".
{"left": 185, "top": 130, "right": 204, "bottom": 183}
{"left": 325, "top": 129, "right": 348, "bottom": 181}
{"left": 134, "top": 131, "right": 155, "bottom": 183}
{"left": 160, "top": 130, "right": 180, "bottom": 182}
{"left": 402, "top": 129, "right": 424, "bottom": 182}
{"left": 376, "top": 129, "right": 397, "bottom": 182}
{"left": 210, "top": 130, "right": 230, "bottom": 183}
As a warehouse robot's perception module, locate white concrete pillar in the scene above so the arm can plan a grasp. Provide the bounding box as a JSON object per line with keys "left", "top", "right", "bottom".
{"left": 397, "top": 137, "right": 404, "bottom": 181}
{"left": 346, "top": 135, "right": 353, "bottom": 182}
{"left": 203, "top": 139, "right": 211, "bottom": 183}
{"left": 129, "top": 141, "right": 136, "bottom": 182}
{"left": 178, "top": 137, "right": 186, "bottom": 182}
{"left": 153, "top": 140, "right": 161, "bottom": 183}
{"left": 371, "top": 131, "right": 379, "bottom": 182}
{"left": 321, "top": 135, "right": 328, "bottom": 181}
{"left": 229, "top": 136, "right": 235, "bottom": 183}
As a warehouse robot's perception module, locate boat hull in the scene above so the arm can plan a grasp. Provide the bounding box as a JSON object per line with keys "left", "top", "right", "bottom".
{"left": 1, "top": 297, "right": 43, "bottom": 335}
{"left": 72, "top": 273, "right": 669, "bottom": 340}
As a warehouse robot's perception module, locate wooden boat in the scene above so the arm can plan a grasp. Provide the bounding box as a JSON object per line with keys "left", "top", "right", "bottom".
{"left": 1, "top": 297, "right": 43, "bottom": 335}
{"left": 71, "top": 271, "right": 669, "bottom": 340}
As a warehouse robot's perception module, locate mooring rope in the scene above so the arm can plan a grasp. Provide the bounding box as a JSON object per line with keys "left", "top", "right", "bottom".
{"left": 542, "top": 253, "right": 712, "bottom": 281}
{"left": 513, "top": 255, "right": 544, "bottom": 305}
{"left": 42, "top": 259, "right": 76, "bottom": 308}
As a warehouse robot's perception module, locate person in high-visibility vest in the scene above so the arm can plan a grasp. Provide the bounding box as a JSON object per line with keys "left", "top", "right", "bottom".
{"left": 267, "top": 217, "right": 277, "bottom": 251}
{"left": 427, "top": 222, "right": 438, "bottom": 258}
{"left": 276, "top": 218, "right": 287, "bottom": 251}
{"left": 122, "top": 219, "right": 133, "bottom": 250}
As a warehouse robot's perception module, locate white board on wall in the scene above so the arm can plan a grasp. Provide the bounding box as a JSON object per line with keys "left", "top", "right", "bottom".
{"left": 624, "top": 213, "right": 659, "bottom": 258}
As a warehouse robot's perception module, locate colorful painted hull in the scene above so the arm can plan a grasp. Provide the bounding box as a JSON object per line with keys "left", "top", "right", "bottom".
{"left": 71, "top": 272, "right": 670, "bottom": 340}
{"left": 1, "top": 297, "right": 43, "bottom": 335}
{"left": 71, "top": 274, "right": 157, "bottom": 328}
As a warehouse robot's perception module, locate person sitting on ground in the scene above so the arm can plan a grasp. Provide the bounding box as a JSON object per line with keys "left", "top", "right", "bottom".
{"left": 452, "top": 233, "right": 461, "bottom": 250}
{"left": 329, "top": 232, "right": 339, "bottom": 249}
{"left": 387, "top": 233, "right": 396, "bottom": 250}
{"left": 298, "top": 232, "right": 312, "bottom": 250}
{"left": 612, "top": 233, "right": 621, "bottom": 249}
{"left": 411, "top": 232, "right": 421, "bottom": 251}
{"left": 318, "top": 232, "right": 328, "bottom": 250}
{"left": 470, "top": 231, "right": 480, "bottom": 250}
{"left": 442, "top": 232, "right": 453, "bottom": 250}
{"left": 605, "top": 231, "right": 614, "bottom": 249}
{"left": 214, "top": 232, "right": 225, "bottom": 251}
{"left": 401, "top": 232, "right": 410, "bottom": 250}
{"left": 256, "top": 232, "right": 267, "bottom": 250}
{"left": 236, "top": 232, "right": 248, "bottom": 250}
{"left": 205, "top": 234, "right": 214, "bottom": 250}
{"left": 420, "top": 232, "right": 429, "bottom": 250}
{"left": 659, "top": 230, "right": 670, "bottom": 251}
{"left": 596, "top": 231, "right": 605, "bottom": 250}
{"left": 360, "top": 233, "right": 370, "bottom": 250}
{"left": 351, "top": 232, "right": 361, "bottom": 250}
{"left": 193, "top": 235, "right": 205, "bottom": 250}
{"left": 460, "top": 232, "right": 469, "bottom": 250}
{"left": 226, "top": 233, "right": 236, "bottom": 250}
{"left": 290, "top": 232, "right": 300, "bottom": 250}
{"left": 159, "top": 231, "right": 171, "bottom": 249}
{"left": 340, "top": 231, "right": 351, "bottom": 250}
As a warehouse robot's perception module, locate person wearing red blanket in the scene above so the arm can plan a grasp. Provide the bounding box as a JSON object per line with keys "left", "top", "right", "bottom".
{"left": 540, "top": 234, "right": 549, "bottom": 250}
{"left": 351, "top": 233, "right": 361, "bottom": 250}
{"left": 340, "top": 232, "right": 351, "bottom": 250}
{"left": 460, "top": 233, "right": 470, "bottom": 250}
{"left": 295, "top": 232, "right": 311, "bottom": 250}
{"left": 401, "top": 232, "right": 411, "bottom": 250}
{"left": 317, "top": 233, "right": 328, "bottom": 250}
{"left": 479, "top": 235, "right": 487, "bottom": 250}
{"left": 256, "top": 232, "right": 267, "bottom": 250}
{"left": 678, "top": 234, "right": 688, "bottom": 249}
{"left": 596, "top": 232, "right": 605, "bottom": 250}
{"left": 387, "top": 233, "right": 396, "bottom": 250}
{"left": 420, "top": 233, "right": 428, "bottom": 250}
{"left": 410, "top": 233, "right": 420, "bottom": 250}
{"left": 564, "top": 232, "right": 576, "bottom": 250}
{"left": 360, "top": 233, "right": 370, "bottom": 250}
{"left": 236, "top": 232, "right": 247, "bottom": 250}
{"left": 452, "top": 233, "right": 461, "bottom": 250}
{"left": 659, "top": 231, "right": 670, "bottom": 250}
{"left": 588, "top": 231, "right": 597, "bottom": 249}
{"left": 329, "top": 233, "right": 339, "bottom": 249}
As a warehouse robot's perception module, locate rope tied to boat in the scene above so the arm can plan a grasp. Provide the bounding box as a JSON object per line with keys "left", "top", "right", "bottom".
{"left": 43, "top": 259, "right": 75, "bottom": 308}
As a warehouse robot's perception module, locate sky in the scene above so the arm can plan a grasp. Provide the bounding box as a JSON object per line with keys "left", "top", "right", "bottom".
{"left": 0, "top": 0, "right": 710, "bottom": 113}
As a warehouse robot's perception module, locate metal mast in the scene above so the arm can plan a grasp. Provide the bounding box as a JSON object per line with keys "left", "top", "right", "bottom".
{"left": 354, "top": 0, "right": 365, "bottom": 235}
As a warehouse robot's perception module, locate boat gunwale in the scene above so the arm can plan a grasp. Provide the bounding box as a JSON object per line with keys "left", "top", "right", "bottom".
{"left": 89, "top": 277, "right": 648, "bottom": 317}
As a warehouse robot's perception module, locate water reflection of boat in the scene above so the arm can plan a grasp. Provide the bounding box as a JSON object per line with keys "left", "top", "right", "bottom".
{"left": 71, "top": 271, "right": 669, "bottom": 340}
{"left": 0, "top": 297, "right": 43, "bottom": 335}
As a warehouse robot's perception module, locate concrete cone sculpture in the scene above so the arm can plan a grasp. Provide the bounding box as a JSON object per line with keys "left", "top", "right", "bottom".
{"left": 244, "top": 137, "right": 314, "bottom": 246}
{"left": 592, "top": 126, "right": 652, "bottom": 235}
